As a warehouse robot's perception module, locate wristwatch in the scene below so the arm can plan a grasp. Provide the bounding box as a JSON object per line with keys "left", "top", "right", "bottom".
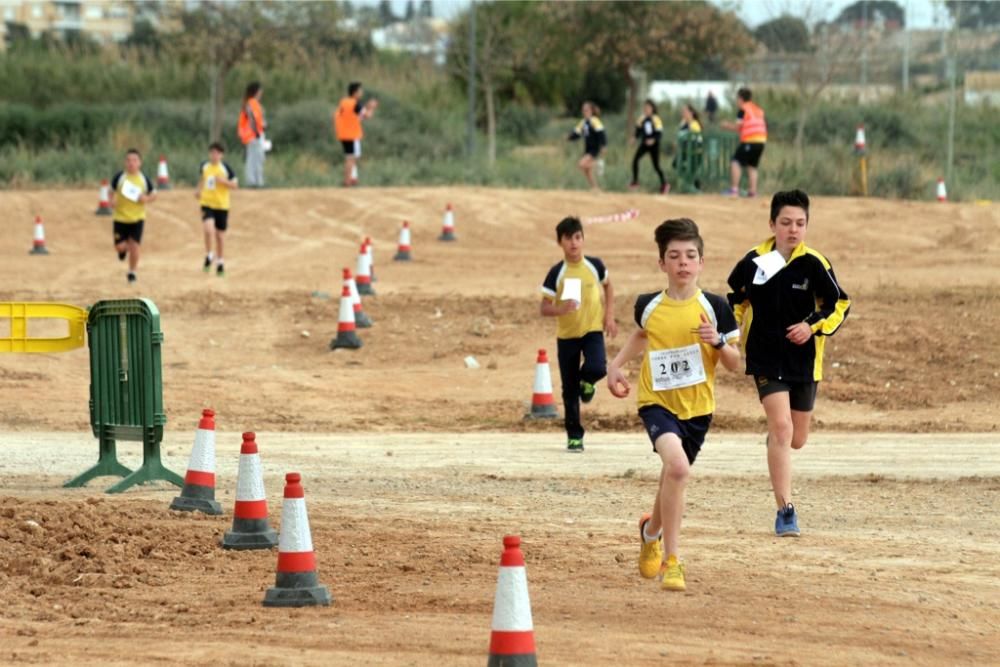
{"left": 712, "top": 333, "right": 727, "bottom": 350}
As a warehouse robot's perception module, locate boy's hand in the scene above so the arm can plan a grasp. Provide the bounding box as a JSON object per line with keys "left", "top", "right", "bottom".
{"left": 194, "top": 190, "right": 201, "bottom": 199}
{"left": 696, "top": 313, "right": 721, "bottom": 346}
{"left": 786, "top": 322, "right": 813, "bottom": 345}
{"left": 607, "top": 365, "right": 630, "bottom": 398}
{"left": 604, "top": 315, "right": 618, "bottom": 338}
{"left": 560, "top": 300, "right": 580, "bottom": 315}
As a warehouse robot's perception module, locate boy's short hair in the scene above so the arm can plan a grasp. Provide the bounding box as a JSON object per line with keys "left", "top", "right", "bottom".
{"left": 555, "top": 216, "right": 583, "bottom": 241}
{"left": 125, "top": 148, "right": 141, "bottom": 158}
{"left": 208, "top": 142, "right": 225, "bottom": 153}
{"left": 348, "top": 81, "right": 362, "bottom": 96}
{"left": 737, "top": 87, "right": 752, "bottom": 102}
{"left": 654, "top": 218, "right": 704, "bottom": 259}
{"left": 769, "top": 189, "right": 810, "bottom": 222}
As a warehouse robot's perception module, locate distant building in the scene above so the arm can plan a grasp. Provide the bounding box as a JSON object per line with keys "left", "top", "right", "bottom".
{"left": 647, "top": 81, "right": 733, "bottom": 112}
{"left": 965, "top": 71, "right": 1000, "bottom": 106}
{"left": 371, "top": 17, "right": 449, "bottom": 64}
{"left": 0, "top": 0, "right": 161, "bottom": 50}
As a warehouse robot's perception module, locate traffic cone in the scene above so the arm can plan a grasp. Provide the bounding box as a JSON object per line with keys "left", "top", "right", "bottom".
{"left": 29, "top": 216, "right": 49, "bottom": 255}
{"left": 263, "top": 472, "right": 332, "bottom": 607}
{"left": 439, "top": 203, "right": 456, "bottom": 241}
{"left": 156, "top": 155, "right": 171, "bottom": 190}
{"left": 393, "top": 221, "right": 412, "bottom": 261}
{"left": 937, "top": 178, "right": 948, "bottom": 202}
{"left": 170, "top": 409, "right": 223, "bottom": 515}
{"left": 526, "top": 349, "right": 558, "bottom": 419}
{"left": 365, "top": 236, "right": 376, "bottom": 282}
{"left": 854, "top": 124, "right": 866, "bottom": 155}
{"left": 355, "top": 242, "right": 375, "bottom": 296}
{"left": 222, "top": 432, "right": 278, "bottom": 550}
{"left": 343, "top": 267, "right": 372, "bottom": 328}
{"left": 329, "top": 285, "right": 363, "bottom": 350}
{"left": 487, "top": 535, "right": 537, "bottom": 667}
{"left": 96, "top": 180, "right": 112, "bottom": 216}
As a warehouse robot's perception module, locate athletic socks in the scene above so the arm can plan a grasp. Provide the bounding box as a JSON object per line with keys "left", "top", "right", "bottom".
{"left": 642, "top": 524, "right": 662, "bottom": 544}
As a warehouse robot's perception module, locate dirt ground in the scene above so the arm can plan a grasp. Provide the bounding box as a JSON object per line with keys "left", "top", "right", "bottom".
{"left": 1, "top": 188, "right": 1000, "bottom": 665}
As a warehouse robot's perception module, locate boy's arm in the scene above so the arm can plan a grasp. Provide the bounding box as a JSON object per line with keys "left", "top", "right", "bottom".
{"left": 222, "top": 162, "right": 239, "bottom": 188}
{"left": 607, "top": 328, "right": 647, "bottom": 398}
{"left": 726, "top": 258, "right": 750, "bottom": 328}
{"left": 540, "top": 297, "right": 575, "bottom": 317}
{"left": 602, "top": 280, "right": 617, "bottom": 338}
{"left": 791, "top": 259, "right": 851, "bottom": 344}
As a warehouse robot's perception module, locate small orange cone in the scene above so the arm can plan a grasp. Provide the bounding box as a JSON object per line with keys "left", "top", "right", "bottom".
{"left": 343, "top": 267, "right": 372, "bottom": 328}
{"left": 29, "top": 216, "right": 49, "bottom": 255}
{"left": 156, "top": 155, "right": 171, "bottom": 190}
{"left": 393, "top": 221, "right": 412, "bottom": 261}
{"left": 96, "top": 180, "right": 113, "bottom": 216}
{"left": 355, "top": 242, "right": 375, "bottom": 296}
{"left": 854, "top": 124, "right": 866, "bottom": 155}
{"left": 487, "top": 535, "right": 537, "bottom": 667}
{"left": 330, "top": 285, "right": 363, "bottom": 350}
{"left": 937, "top": 178, "right": 947, "bottom": 202}
{"left": 439, "top": 203, "right": 456, "bottom": 241}
{"left": 222, "top": 432, "right": 278, "bottom": 550}
{"left": 526, "top": 349, "right": 558, "bottom": 419}
{"left": 263, "top": 472, "right": 332, "bottom": 607}
{"left": 170, "top": 409, "right": 223, "bottom": 514}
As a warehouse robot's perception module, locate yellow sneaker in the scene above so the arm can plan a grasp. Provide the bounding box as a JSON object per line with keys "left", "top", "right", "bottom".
{"left": 638, "top": 513, "right": 663, "bottom": 579}
{"left": 660, "top": 555, "right": 686, "bottom": 592}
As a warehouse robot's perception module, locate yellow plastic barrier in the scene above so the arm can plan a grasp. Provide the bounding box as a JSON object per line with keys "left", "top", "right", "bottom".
{"left": 0, "top": 302, "right": 87, "bottom": 353}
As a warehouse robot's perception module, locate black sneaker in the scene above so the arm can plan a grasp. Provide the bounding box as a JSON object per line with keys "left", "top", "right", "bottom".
{"left": 203, "top": 256, "right": 212, "bottom": 272}
{"left": 216, "top": 264, "right": 225, "bottom": 278}
{"left": 127, "top": 272, "right": 137, "bottom": 283}
{"left": 567, "top": 438, "right": 584, "bottom": 453}
{"left": 580, "top": 381, "right": 596, "bottom": 404}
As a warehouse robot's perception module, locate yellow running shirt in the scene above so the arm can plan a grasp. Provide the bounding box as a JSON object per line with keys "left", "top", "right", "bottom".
{"left": 110, "top": 170, "right": 154, "bottom": 223}
{"left": 198, "top": 161, "right": 237, "bottom": 210}
{"left": 541, "top": 256, "right": 608, "bottom": 339}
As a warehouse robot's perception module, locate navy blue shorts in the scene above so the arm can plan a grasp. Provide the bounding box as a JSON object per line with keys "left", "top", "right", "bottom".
{"left": 638, "top": 405, "right": 712, "bottom": 465}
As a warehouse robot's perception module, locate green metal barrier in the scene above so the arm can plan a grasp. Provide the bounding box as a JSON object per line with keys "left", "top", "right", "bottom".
{"left": 64, "top": 298, "right": 183, "bottom": 493}
{"left": 673, "top": 131, "right": 739, "bottom": 194}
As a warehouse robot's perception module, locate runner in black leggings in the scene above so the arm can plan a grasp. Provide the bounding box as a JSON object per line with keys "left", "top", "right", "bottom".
{"left": 630, "top": 99, "right": 668, "bottom": 194}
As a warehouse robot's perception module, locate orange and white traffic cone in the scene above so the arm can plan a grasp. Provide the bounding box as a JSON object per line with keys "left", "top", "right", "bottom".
{"left": 854, "top": 124, "right": 866, "bottom": 155}
{"left": 365, "top": 236, "right": 377, "bottom": 282}
{"left": 937, "top": 178, "right": 948, "bottom": 202}
{"left": 329, "top": 285, "right": 363, "bottom": 350}
{"left": 170, "top": 409, "right": 223, "bottom": 515}
{"left": 393, "top": 221, "right": 412, "bottom": 261}
{"left": 28, "top": 216, "right": 49, "bottom": 255}
{"left": 262, "top": 472, "right": 332, "bottom": 607}
{"left": 526, "top": 349, "right": 558, "bottom": 419}
{"left": 96, "top": 180, "right": 113, "bottom": 216}
{"left": 156, "top": 155, "right": 171, "bottom": 190}
{"left": 222, "top": 432, "right": 278, "bottom": 550}
{"left": 487, "top": 535, "right": 537, "bottom": 667}
{"left": 343, "top": 267, "right": 372, "bottom": 329}
{"left": 355, "top": 242, "right": 375, "bottom": 296}
{"left": 439, "top": 203, "right": 456, "bottom": 241}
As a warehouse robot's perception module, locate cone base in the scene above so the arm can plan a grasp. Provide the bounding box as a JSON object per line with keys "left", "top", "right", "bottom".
{"left": 356, "top": 312, "right": 373, "bottom": 328}
{"left": 438, "top": 232, "right": 456, "bottom": 241}
{"left": 488, "top": 655, "right": 538, "bottom": 667}
{"left": 96, "top": 208, "right": 112, "bottom": 216}
{"left": 357, "top": 283, "right": 375, "bottom": 296}
{"left": 169, "top": 495, "right": 223, "bottom": 515}
{"left": 222, "top": 528, "right": 279, "bottom": 550}
{"left": 393, "top": 252, "right": 412, "bottom": 261}
{"left": 330, "top": 331, "right": 363, "bottom": 350}
{"left": 263, "top": 584, "right": 332, "bottom": 607}
{"left": 29, "top": 247, "right": 50, "bottom": 255}
{"left": 526, "top": 404, "right": 559, "bottom": 419}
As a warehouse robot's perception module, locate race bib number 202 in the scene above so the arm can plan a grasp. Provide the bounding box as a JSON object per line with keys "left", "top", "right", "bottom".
{"left": 649, "top": 344, "right": 706, "bottom": 391}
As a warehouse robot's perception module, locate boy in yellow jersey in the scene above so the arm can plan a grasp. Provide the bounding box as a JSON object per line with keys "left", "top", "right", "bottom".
{"left": 607, "top": 219, "right": 741, "bottom": 591}
{"left": 195, "top": 142, "right": 239, "bottom": 277}
{"left": 109, "top": 148, "right": 156, "bottom": 284}
{"left": 540, "top": 217, "right": 617, "bottom": 452}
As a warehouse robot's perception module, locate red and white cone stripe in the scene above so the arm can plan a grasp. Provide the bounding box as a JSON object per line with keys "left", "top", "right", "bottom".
{"left": 32, "top": 217, "right": 47, "bottom": 249}
{"left": 532, "top": 349, "right": 555, "bottom": 406}
{"left": 356, "top": 243, "right": 373, "bottom": 286}
{"left": 337, "top": 285, "right": 356, "bottom": 333}
{"left": 234, "top": 432, "right": 267, "bottom": 519}
{"left": 854, "top": 124, "right": 866, "bottom": 153}
{"left": 364, "top": 237, "right": 375, "bottom": 277}
{"left": 343, "top": 268, "right": 362, "bottom": 314}
{"left": 937, "top": 178, "right": 947, "bottom": 202}
{"left": 157, "top": 155, "right": 170, "bottom": 185}
{"left": 276, "top": 473, "right": 316, "bottom": 574}
{"left": 488, "top": 535, "right": 537, "bottom": 664}
{"left": 98, "top": 181, "right": 111, "bottom": 207}
{"left": 398, "top": 221, "right": 412, "bottom": 251}
{"left": 184, "top": 409, "right": 217, "bottom": 488}
{"left": 442, "top": 204, "right": 455, "bottom": 233}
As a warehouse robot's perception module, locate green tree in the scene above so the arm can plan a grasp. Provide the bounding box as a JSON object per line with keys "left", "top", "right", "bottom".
{"left": 946, "top": 1, "right": 1000, "bottom": 28}
{"left": 405, "top": 0, "right": 416, "bottom": 21}
{"left": 834, "top": 1, "right": 905, "bottom": 27}
{"left": 754, "top": 16, "right": 811, "bottom": 53}
{"left": 378, "top": 0, "right": 396, "bottom": 26}
{"left": 419, "top": 1, "right": 433, "bottom": 19}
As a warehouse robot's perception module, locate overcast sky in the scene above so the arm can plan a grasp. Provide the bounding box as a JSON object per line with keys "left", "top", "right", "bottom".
{"left": 380, "top": 0, "right": 952, "bottom": 29}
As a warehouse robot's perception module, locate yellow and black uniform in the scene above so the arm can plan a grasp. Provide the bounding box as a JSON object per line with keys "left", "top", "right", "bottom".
{"left": 633, "top": 289, "right": 739, "bottom": 463}
{"left": 335, "top": 96, "right": 365, "bottom": 156}
{"left": 541, "top": 255, "right": 610, "bottom": 441}
{"left": 198, "top": 160, "right": 237, "bottom": 231}
{"left": 733, "top": 101, "right": 767, "bottom": 168}
{"left": 110, "top": 170, "right": 154, "bottom": 243}
{"left": 726, "top": 238, "right": 850, "bottom": 403}
{"left": 568, "top": 117, "right": 607, "bottom": 158}
{"left": 631, "top": 114, "right": 666, "bottom": 189}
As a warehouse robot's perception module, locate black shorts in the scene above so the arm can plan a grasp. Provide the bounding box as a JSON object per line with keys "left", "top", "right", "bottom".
{"left": 201, "top": 207, "right": 229, "bottom": 231}
{"left": 638, "top": 405, "right": 712, "bottom": 465}
{"left": 341, "top": 140, "right": 361, "bottom": 157}
{"left": 113, "top": 220, "right": 144, "bottom": 244}
{"left": 754, "top": 376, "right": 818, "bottom": 412}
{"left": 732, "top": 142, "right": 765, "bottom": 168}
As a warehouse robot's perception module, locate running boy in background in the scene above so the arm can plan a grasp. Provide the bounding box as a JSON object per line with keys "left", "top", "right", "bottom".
{"left": 567, "top": 101, "right": 607, "bottom": 191}
{"left": 726, "top": 190, "right": 850, "bottom": 537}
{"left": 607, "top": 218, "right": 741, "bottom": 591}
{"left": 721, "top": 87, "right": 767, "bottom": 197}
{"left": 109, "top": 148, "right": 156, "bottom": 284}
{"left": 334, "top": 81, "right": 378, "bottom": 187}
{"left": 540, "top": 217, "right": 617, "bottom": 452}
{"left": 195, "top": 142, "right": 239, "bottom": 277}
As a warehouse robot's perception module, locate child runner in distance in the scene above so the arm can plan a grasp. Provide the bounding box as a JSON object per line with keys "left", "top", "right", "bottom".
{"left": 726, "top": 189, "right": 850, "bottom": 537}
{"left": 109, "top": 148, "right": 156, "bottom": 284}
{"left": 630, "top": 99, "right": 668, "bottom": 194}
{"left": 334, "top": 81, "right": 378, "bottom": 187}
{"left": 607, "top": 218, "right": 741, "bottom": 591}
{"left": 567, "top": 101, "right": 607, "bottom": 191}
{"left": 540, "top": 216, "right": 617, "bottom": 452}
{"left": 195, "top": 142, "right": 238, "bottom": 277}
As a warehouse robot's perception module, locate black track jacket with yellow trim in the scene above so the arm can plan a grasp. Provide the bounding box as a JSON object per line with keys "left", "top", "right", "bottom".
{"left": 726, "top": 238, "right": 850, "bottom": 382}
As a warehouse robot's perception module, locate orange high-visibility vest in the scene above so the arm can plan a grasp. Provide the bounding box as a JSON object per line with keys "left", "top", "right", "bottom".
{"left": 335, "top": 97, "right": 363, "bottom": 141}
{"left": 238, "top": 98, "right": 264, "bottom": 145}
{"left": 739, "top": 102, "right": 767, "bottom": 143}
